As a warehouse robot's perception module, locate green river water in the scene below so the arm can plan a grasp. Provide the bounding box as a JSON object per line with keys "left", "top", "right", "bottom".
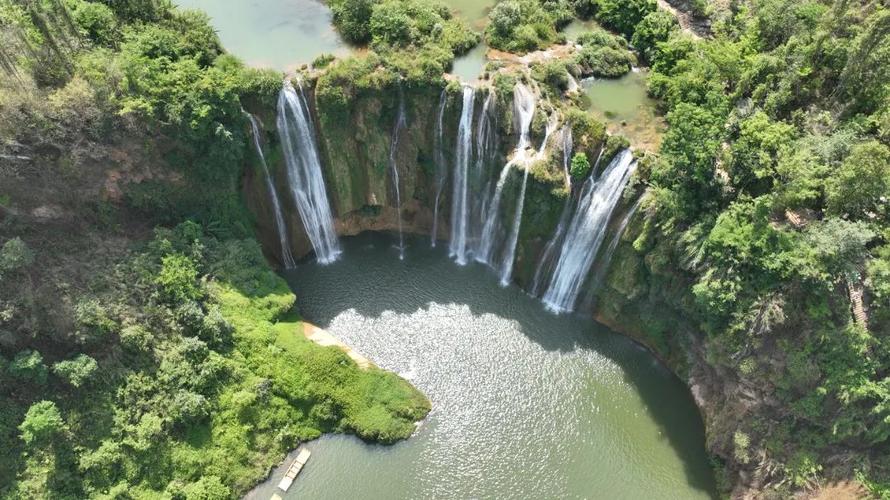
{"left": 246, "top": 233, "right": 716, "bottom": 499}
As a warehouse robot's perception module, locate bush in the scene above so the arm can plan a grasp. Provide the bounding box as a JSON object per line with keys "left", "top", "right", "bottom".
{"left": 156, "top": 253, "right": 203, "bottom": 304}
{"left": 631, "top": 10, "right": 678, "bottom": 63}
{"left": 485, "top": 0, "right": 559, "bottom": 53}
{"left": 593, "top": 0, "right": 656, "bottom": 37}
{"left": 532, "top": 60, "right": 570, "bottom": 91}
{"left": 574, "top": 29, "right": 635, "bottom": 77}
{"left": 69, "top": 0, "right": 119, "bottom": 46}
{"left": 52, "top": 355, "right": 99, "bottom": 388}
{"left": 331, "top": 0, "right": 375, "bottom": 44}
{"left": 570, "top": 152, "right": 592, "bottom": 178}
{"left": 825, "top": 140, "right": 890, "bottom": 220}
{"left": 9, "top": 350, "right": 48, "bottom": 386}
{"left": 0, "top": 237, "right": 34, "bottom": 279}
{"left": 120, "top": 324, "right": 153, "bottom": 352}
{"left": 74, "top": 299, "right": 118, "bottom": 344}
{"left": 575, "top": 46, "right": 634, "bottom": 77}
{"left": 19, "top": 401, "right": 65, "bottom": 446}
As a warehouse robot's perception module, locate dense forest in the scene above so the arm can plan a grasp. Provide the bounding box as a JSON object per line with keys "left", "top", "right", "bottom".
{"left": 1, "top": 0, "right": 889, "bottom": 498}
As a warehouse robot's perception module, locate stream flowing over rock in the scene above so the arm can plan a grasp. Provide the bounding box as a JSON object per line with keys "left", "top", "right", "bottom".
{"left": 246, "top": 112, "right": 295, "bottom": 269}
{"left": 276, "top": 80, "right": 341, "bottom": 264}
{"left": 541, "top": 149, "right": 636, "bottom": 313}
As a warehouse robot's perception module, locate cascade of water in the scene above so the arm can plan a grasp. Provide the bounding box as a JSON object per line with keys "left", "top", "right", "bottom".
{"left": 498, "top": 163, "right": 530, "bottom": 286}
{"left": 246, "top": 113, "right": 296, "bottom": 269}
{"left": 561, "top": 125, "right": 573, "bottom": 189}
{"left": 449, "top": 85, "right": 476, "bottom": 265}
{"left": 587, "top": 195, "right": 644, "bottom": 298}
{"left": 541, "top": 149, "right": 636, "bottom": 313}
{"left": 567, "top": 73, "right": 579, "bottom": 94}
{"left": 498, "top": 89, "right": 552, "bottom": 286}
{"left": 590, "top": 144, "right": 605, "bottom": 179}
{"left": 469, "top": 90, "right": 496, "bottom": 256}
{"left": 389, "top": 86, "right": 407, "bottom": 259}
{"left": 431, "top": 90, "right": 448, "bottom": 248}
{"left": 276, "top": 80, "right": 341, "bottom": 264}
{"left": 531, "top": 124, "right": 578, "bottom": 295}
{"left": 475, "top": 162, "right": 511, "bottom": 265}
{"left": 476, "top": 84, "right": 536, "bottom": 267}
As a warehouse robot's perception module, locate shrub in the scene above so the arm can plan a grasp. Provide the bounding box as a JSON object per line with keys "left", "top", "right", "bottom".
{"left": 52, "top": 354, "right": 99, "bottom": 388}
{"left": 594, "top": 0, "right": 657, "bottom": 37}
{"left": 19, "top": 401, "right": 65, "bottom": 446}
{"left": 825, "top": 140, "right": 890, "bottom": 220}
{"left": 156, "top": 253, "right": 203, "bottom": 304}
{"left": 574, "top": 29, "right": 635, "bottom": 77}
{"left": 180, "top": 475, "right": 230, "bottom": 500}
{"left": 532, "top": 60, "right": 570, "bottom": 91}
{"left": 575, "top": 45, "right": 634, "bottom": 77}
{"left": 120, "top": 324, "right": 153, "bottom": 352}
{"left": 9, "top": 350, "right": 48, "bottom": 386}
{"left": 69, "top": 0, "right": 119, "bottom": 46}
{"left": 74, "top": 299, "right": 118, "bottom": 344}
{"left": 331, "top": 0, "right": 375, "bottom": 44}
{"left": 631, "top": 10, "right": 678, "bottom": 63}
{"left": 312, "top": 53, "right": 336, "bottom": 69}
{"left": 571, "top": 152, "right": 592, "bottom": 178}
{"left": 485, "top": 0, "right": 559, "bottom": 53}
{"left": 0, "top": 237, "right": 34, "bottom": 279}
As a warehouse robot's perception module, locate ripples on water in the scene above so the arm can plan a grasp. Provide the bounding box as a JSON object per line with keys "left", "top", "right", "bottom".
{"left": 251, "top": 232, "right": 715, "bottom": 499}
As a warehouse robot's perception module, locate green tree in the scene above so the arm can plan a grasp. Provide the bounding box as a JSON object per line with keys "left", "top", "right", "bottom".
{"left": 332, "top": 0, "right": 375, "bottom": 44}
{"left": 9, "top": 350, "right": 48, "bottom": 385}
{"left": 489, "top": 1, "right": 521, "bottom": 37}
{"left": 19, "top": 401, "right": 65, "bottom": 446}
{"left": 181, "top": 475, "right": 230, "bottom": 499}
{"left": 52, "top": 355, "right": 98, "bottom": 388}
{"left": 631, "top": 10, "right": 678, "bottom": 63}
{"left": 0, "top": 237, "right": 34, "bottom": 280}
{"left": 825, "top": 141, "right": 890, "bottom": 220}
{"left": 156, "top": 253, "right": 202, "bottom": 304}
{"left": 570, "top": 152, "right": 591, "bottom": 179}
{"left": 594, "top": 0, "right": 656, "bottom": 37}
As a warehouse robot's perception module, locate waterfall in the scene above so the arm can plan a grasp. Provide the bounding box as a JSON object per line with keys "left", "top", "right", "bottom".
{"left": 469, "top": 90, "right": 496, "bottom": 257}
{"left": 531, "top": 124, "right": 575, "bottom": 293}
{"left": 246, "top": 113, "right": 295, "bottom": 269}
{"left": 498, "top": 164, "right": 530, "bottom": 286}
{"left": 449, "top": 85, "right": 475, "bottom": 265}
{"left": 476, "top": 84, "right": 536, "bottom": 268}
{"left": 276, "top": 80, "right": 341, "bottom": 264}
{"left": 561, "top": 125, "right": 573, "bottom": 189}
{"left": 475, "top": 162, "right": 511, "bottom": 265}
{"left": 390, "top": 86, "right": 407, "bottom": 259}
{"left": 431, "top": 90, "right": 447, "bottom": 248}
{"left": 497, "top": 85, "right": 545, "bottom": 286}
{"left": 588, "top": 195, "right": 644, "bottom": 297}
{"left": 541, "top": 149, "right": 636, "bottom": 313}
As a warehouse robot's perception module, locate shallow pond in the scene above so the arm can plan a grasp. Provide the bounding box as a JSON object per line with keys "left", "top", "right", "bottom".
{"left": 176, "top": 0, "right": 351, "bottom": 70}
{"left": 450, "top": 42, "right": 489, "bottom": 83}
{"left": 250, "top": 232, "right": 716, "bottom": 499}
{"left": 582, "top": 70, "right": 666, "bottom": 151}
{"left": 177, "top": 0, "right": 496, "bottom": 71}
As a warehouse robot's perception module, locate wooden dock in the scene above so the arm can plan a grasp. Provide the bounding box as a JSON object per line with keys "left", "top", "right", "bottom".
{"left": 276, "top": 448, "right": 311, "bottom": 493}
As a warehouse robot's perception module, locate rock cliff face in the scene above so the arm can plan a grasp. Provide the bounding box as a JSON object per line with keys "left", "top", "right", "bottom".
{"left": 242, "top": 79, "right": 754, "bottom": 494}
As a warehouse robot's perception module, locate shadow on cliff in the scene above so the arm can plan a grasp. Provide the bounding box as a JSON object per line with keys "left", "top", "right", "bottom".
{"left": 278, "top": 230, "right": 717, "bottom": 498}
